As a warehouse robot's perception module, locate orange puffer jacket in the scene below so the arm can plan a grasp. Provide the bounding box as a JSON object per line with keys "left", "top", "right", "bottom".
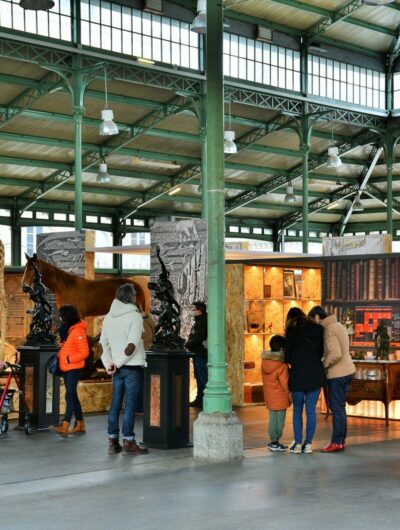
{"left": 59, "top": 320, "right": 89, "bottom": 372}
{"left": 261, "top": 350, "right": 291, "bottom": 411}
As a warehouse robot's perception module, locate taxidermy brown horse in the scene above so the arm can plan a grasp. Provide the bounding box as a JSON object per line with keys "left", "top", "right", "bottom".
{"left": 22, "top": 254, "right": 146, "bottom": 318}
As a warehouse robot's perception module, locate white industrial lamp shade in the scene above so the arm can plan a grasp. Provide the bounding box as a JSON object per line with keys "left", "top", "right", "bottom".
{"left": 224, "top": 130, "right": 237, "bottom": 154}
{"left": 326, "top": 146, "right": 342, "bottom": 168}
{"left": 97, "top": 163, "right": 111, "bottom": 184}
{"left": 353, "top": 194, "right": 364, "bottom": 212}
{"left": 284, "top": 185, "right": 296, "bottom": 203}
{"left": 363, "top": 0, "right": 395, "bottom": 5}
{"left": 19, "top": 0, "right": 54, "bottom": 9}
{"left": 191, "top": 0, "right": 207, "bottom": 33}
{"left": 99, "top": 108, "right": 119, "bottom": 136}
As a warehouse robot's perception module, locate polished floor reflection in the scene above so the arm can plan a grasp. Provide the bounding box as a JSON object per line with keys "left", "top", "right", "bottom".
{"left": 1, "top": 407, "right": 399, "bottom": 529}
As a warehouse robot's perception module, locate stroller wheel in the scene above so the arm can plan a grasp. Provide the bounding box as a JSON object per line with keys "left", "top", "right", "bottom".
{"left": 24, "top": 420, "right": 32, "bottom": 435}
{"left": 0, "top": 416, "right": 8, "bottom": 434}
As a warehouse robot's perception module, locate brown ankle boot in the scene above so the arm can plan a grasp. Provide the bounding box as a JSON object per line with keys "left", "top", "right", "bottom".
{"left": 108, "top": 438, "right": 122, "bottom": 454}
{"left": 122, "top": 439, "right": 149, "bottom": 456}
{"left": 68, "top": 420, "right": 86, "bottom": 435}
{"left": 53, "top": 420, "right": 69, "bottom": 437}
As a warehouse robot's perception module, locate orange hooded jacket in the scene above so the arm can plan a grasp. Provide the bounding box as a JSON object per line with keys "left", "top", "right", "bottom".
{"left": 261, "top": 350, "right": 291, "bottom": 411}
{"left": 58, "top": 320, "right": 89, "bottom": 372}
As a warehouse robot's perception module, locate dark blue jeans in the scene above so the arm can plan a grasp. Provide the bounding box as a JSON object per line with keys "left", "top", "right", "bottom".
{"left": 108, "top": 366, "right": 143, "bottom": 441}
{"left": 63, "top": 369, "right": 83, "bottom": 423}
{"left": 193, "top": 356, "right": 208, "bottom": 404}
{"left": 292, "top": 388, "right": 321, "bottom": 444}
{"left": 328, "top": 374, "right": 353, "bottom": 444}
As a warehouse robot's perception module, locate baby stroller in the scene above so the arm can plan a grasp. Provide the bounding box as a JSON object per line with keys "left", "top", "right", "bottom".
{"left": 0, "top": 362, "right": 31, "bottom": 435}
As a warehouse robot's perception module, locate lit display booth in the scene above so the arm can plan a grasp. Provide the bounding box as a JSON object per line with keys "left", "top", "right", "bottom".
{"left": 323, "top": 253, "right": 400, "bottom": 423}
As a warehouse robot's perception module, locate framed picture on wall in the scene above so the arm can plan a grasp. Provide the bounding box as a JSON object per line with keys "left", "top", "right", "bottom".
{"left": 283, "top": 270, "right": 296, "bottom": 299}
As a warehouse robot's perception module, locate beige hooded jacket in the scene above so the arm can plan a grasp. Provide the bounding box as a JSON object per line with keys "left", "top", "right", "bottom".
{"left": 320, "top": 314, "right": 355, "bottom": 380}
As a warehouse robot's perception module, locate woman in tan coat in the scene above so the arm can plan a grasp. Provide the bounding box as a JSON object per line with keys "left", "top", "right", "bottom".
{"left": 261, "top": 335, "right": 291, "bottom": 452}
{"left": 308, "top": 306, "right": 355, "bottom": 453}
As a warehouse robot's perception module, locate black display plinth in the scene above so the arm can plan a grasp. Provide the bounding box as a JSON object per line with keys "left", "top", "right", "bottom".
{"left": 143, "top": 351, "right": 191, "bottom": 449}
{"left": 18, "top": 344, "right": 60, "bottom": 430}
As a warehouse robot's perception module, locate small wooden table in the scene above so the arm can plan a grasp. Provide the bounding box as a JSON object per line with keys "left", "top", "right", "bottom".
{"left": 346, "top": 360, "right": 400, "bottom": 426}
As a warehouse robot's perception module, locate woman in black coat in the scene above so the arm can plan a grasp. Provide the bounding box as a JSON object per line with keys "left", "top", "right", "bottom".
{"left": 285, "top": 307, "right": 326, "bottom": 454}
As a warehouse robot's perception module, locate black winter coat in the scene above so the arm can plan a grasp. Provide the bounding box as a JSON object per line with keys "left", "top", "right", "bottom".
{"left": 186, "top": 313, "right": 208, "bottom": 358}
{"left": 284, "top": 321, "right": 326, "bottom": 392}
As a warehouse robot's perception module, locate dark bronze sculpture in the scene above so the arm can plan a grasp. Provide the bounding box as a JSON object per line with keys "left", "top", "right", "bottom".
{"left": 22, "top": 262, "right": 56, "bottom": 345}
{"left": 148, "top": 246, "right": 185, "bottom": 352}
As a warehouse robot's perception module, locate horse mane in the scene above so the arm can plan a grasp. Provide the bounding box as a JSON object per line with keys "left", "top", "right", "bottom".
{"left": 37, "top": 258, "right": 78, "bottom": 289}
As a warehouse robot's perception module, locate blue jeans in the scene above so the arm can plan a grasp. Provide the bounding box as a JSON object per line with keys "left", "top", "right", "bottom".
{"left": 63, "top": 369, "right": 83, "bottom": 423}
{"left": 292, "top": 388, "right": 321, "bottom": 444}
{"left": 193, "top": 356, "right": 208, "bottom": 403}
{"left": 328, "top": 374, "right": 353, "bottom": 444}
{"left": 108, "top": 367, "right": 143, "bottom": 441}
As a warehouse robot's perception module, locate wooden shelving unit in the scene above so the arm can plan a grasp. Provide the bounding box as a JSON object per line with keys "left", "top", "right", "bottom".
{"left": 225, "top": 262, "right": 322, "bottom": 405}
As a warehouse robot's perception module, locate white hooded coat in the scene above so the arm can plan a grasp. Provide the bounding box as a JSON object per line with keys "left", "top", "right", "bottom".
{"left": 100, "top": 299, "right": 145, "bottom": 369}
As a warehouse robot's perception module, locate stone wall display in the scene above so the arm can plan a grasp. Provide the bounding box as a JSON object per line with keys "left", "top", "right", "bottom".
{"left": 150, "top": 219, "right": 207, "bottom": 341}
{"left": 226, "top": 264, "right": 244, "bottom": 406}
{"left": 36, "top": 230, "right": 89, "bottom": 325}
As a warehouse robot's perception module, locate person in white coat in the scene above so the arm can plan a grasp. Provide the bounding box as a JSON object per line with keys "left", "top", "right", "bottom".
{"left": 100, "top": 283, "right": 149, "bottom": 456}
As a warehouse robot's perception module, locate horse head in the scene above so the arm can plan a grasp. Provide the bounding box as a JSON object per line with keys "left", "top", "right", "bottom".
{"left": 21, "top": 253, "right": 38, "bottom": 289}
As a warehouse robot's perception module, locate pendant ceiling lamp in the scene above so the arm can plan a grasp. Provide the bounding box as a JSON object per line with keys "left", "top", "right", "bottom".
{"left": 326, "top": 120, "right": 342, "bottom": 168}
{"left": 224, "top": 98, "right": 237, "bottom": 154}
{"left": 353, "top": 193, "right": 364, "bottom": 212}
{"left": 191, "top": 0, "right": 207, "bottom": 33}
{"left": 327, "top": 146, "right": 342, "bottom": 168}
{"left": 284, "top": 184, "right": 296, "bottom": 203}
{"left": 96, "top": 162, "right": 111, "bottom": 184}
{"left": 99, "top": 68, "right": 119, "bottom": 136}
{"left": 19, "top": 0, "right": 54, "bottom": 9}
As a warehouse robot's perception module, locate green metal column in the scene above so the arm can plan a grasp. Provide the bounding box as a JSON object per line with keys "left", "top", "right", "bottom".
{"left": 113, "top": 217, "right": 123, "bottom": 275}
{"left": 386, "top": 58, "right": 394, "bottom": 114}
{"left": 200, "top": 92, "right": 208, "bottom": 218}
{"left": 300, "top": 41, "right": 308, "bottom": 98}
{"left": 300, "top": 113, "right": 310, "bottom": 254}
{"left": 11, "top": 203, "right": 21, "bottom": 266}
{"left": 73, "top": 105, "right": 84, "bottom": 230}
{"left": 386, "top": 132, "right": 394, "bottom": 237}
{"left": 203, "top": 0, "right": 231, "bottom": 414}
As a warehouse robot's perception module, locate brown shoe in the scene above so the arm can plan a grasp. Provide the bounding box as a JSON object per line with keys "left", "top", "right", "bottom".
{"left": 108, "top": 438, "right": 122, "bottom": 454}
{"left": 68, "top": 420, "right": 86, "bottom": 435}
{"left": 51, "top": 420, "right": 69, "bottom": 437}
{"left": 122, "top": 439, "right": 149, "bottom": 456}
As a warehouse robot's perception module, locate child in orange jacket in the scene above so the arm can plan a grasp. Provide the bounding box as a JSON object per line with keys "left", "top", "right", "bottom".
{"left": 261, "top": 335, "right": 291, "bottom": 452}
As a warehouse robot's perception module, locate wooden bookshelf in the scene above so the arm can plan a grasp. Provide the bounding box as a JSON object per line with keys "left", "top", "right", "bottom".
{"left": 226, "top": 263, "right": 322, "bottom": 405}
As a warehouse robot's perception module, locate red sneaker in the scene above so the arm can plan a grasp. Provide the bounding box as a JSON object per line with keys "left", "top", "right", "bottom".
{"left": 320, "top": 442, "right": 344, "bottom": 453}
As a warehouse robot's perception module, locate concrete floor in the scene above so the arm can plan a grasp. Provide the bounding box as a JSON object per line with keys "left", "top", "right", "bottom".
{"left": 1, "top": 408, "right": 400, "bottom": 530}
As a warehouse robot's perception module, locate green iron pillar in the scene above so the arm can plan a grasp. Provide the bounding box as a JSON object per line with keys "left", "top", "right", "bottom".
{"left": 203, "top": 0, "right": 231, "bottom": 414}
{"left": 300, "top": 40, "right": 308, "bottom": 98}
{"left": 11, "top": 203, "right": 21, "bottom": 266}
{"left": 200, "top": 93, "right": 208, "bottom": 218}
{"left": 386, "top": 58, "right": 394, "bottom": 114}
{"left": 194, "top": 0, "right": 242, "bottom": 463}
{"left": 386, "top": 133, "right": 394, "bottom": 237}
{"left": 112, "top": 217, "right": 123, "bottom": 275}
{"left": 300, "top": 114, "right": 310, "bottom": 254}
{"left": 73, "top": 105, "right": 84, "bottom": 230}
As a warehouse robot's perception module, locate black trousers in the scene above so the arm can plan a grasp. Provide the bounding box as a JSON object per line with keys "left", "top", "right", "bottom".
{"left": 63, "top": 369, "right": 83, "bottom": 422}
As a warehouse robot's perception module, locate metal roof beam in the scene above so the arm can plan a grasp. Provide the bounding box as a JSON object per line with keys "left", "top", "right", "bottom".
{"left": 17, "top": 94, "right": 197, "bottom": 213}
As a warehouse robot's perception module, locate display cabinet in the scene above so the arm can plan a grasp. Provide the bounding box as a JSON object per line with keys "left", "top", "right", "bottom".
{"left": 346, "top": 360, "right": 400, "bottom": 425}
{"left": 226, "top": 262, "right": 322, "bottom": 405}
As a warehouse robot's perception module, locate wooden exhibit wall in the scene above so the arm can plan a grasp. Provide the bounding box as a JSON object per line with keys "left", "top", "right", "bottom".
{"left": 226, "top": 264, "right": 244, "bottom": 406}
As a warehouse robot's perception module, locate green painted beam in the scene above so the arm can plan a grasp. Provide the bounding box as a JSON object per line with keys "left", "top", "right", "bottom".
{"left": 272, "top": 0, "right": 395, "bottom": 37}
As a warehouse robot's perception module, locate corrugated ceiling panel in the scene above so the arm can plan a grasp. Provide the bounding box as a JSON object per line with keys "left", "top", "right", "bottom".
{"left": 325, "top": 22, "right": 392, "bottom": 53}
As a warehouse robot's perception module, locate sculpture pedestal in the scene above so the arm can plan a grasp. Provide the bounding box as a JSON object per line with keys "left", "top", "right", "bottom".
{"left": 18, "top": 344, "right": 60, "bottom": 430}
{"left": 143, "top": 351, "right": 191, "bottom": 449}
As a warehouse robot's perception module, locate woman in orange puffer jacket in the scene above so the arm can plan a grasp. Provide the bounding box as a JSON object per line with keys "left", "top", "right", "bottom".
{"left": 53, "top": 305, "right": 89, "bottom": 437}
